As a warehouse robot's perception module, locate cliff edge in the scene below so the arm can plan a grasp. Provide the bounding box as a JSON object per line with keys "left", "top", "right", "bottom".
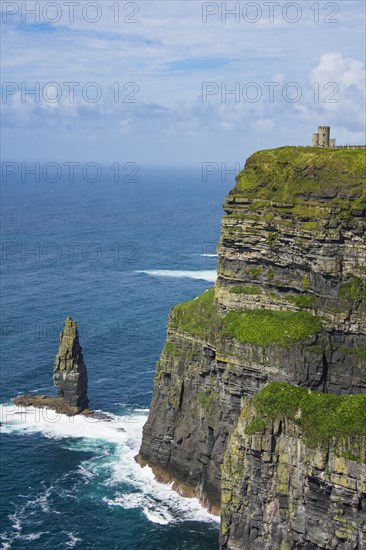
{"left": 138, "top": 146, "right": 366, "bottom": 547}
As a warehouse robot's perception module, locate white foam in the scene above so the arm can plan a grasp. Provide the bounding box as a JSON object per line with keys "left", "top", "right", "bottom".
{"left": 65, "top": 532, "right": 82, "bottom": 548}
{"left": 0, "top": 404, "right": 132, "bottom": 444}
{"left": 20, "top": 532, "right": 45, "bottom": 541}
{"left": 107, "top": 439, "right": 218, "bottom": 524}
{"left": 2, "top": 506, "right": 50, "bottom": 548}
{"left": 103, "top": 493, "right": 143, "bottom": 510}
{"left": 201, "top": 253, "right": 218, "bottom": 258}
{"left": 135, "top": 270, "right": 217, "bottom": 282}
{"left": 78, "top": 464, "right": 97, "bottom": 481}
{"left": 1, "top": 403, "right": 219, "bottom": 526}
{"left": 143, "top": 507, "right": 174, "bottom": 525}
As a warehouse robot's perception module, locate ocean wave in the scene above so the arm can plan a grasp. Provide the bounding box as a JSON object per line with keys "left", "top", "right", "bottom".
{"left": 1, "top": 498, "right": 51, "bottom": 549}
{"left": 143, "top": 506, "right": 174, "bottom": 525}
{"left": 77, "top": 464, "right": 97, "bottom": 481}
{"left": 0, "top": 404, "right": 133, "bottom": 444}
{"left": 65, "top": 532, "right": 82, "bottom": 548}
{"left": 135, "top": 270, "right": 217, "bottom": 282}
{"left": 0, "top": 404, "right": 219, "bottom": 527}
{"left": 1, "top": 530, "right": 49, "bottom": 548}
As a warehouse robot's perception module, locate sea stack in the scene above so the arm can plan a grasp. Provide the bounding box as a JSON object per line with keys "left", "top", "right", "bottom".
{"left": 53, "top": 317, "right": 89, "bottom": 412}
{"left": 14, "top": 317, "right": 89, "bottom": 415}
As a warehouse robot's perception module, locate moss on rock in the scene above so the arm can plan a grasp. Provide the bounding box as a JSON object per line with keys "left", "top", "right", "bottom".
{"left": 232, "top": 147, "right": 366, "bottom": 210}
{"left": 249, "top": 382, "right": 366, "bottom": 454}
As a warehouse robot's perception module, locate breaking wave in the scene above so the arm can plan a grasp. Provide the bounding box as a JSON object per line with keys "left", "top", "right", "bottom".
{"left": 135, "top": 270, "right": 217, "bottom": 282}
{"left": 0, "top": 403, "right": 218, "bottom": 540}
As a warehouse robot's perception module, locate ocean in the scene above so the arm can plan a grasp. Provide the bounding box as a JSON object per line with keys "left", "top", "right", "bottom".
{"left": 0, "top": 168, "right": 230, "bottom": 549}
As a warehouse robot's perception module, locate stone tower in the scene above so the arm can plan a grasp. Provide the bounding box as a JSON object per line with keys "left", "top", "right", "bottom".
{"left": 53, "top": 317, "right": 89, "bottom": 412}
{"left": 318, "top": 125, "right": 330, "bottom": 147}
{"left": 311, "top": 126, "right": 336, "bottom": 147}
{"left": 312, "top": 133, "right": 319, "bottom": 146}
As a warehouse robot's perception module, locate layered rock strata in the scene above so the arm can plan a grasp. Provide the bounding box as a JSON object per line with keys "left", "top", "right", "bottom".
{"left": 138, "top": 147, "right": 366, "bottom": 544}
{"left": 221, "top": 383, "right": 366, "bottom": 549}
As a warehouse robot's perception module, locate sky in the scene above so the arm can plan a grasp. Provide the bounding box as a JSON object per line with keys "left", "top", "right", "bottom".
{"left": 1, "top": 0, "right": 365, "bottom": 167}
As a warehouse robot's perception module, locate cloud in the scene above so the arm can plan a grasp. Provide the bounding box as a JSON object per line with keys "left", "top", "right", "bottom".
{"left": 310, "top": 53, "right": 365, "bottom": 92}
{"left": 1, "top": 1, "right": 365, "bottom": 162}
{"left": 302, "top": 53, "right": 366, "bottom": 135}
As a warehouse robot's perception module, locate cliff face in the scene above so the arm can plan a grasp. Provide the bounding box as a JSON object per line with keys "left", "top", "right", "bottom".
{"left": 221, "top": 384, "right": 366, "bottom": 549}
{"left": 138, "top": 147, "right": 366, "bottom": 543}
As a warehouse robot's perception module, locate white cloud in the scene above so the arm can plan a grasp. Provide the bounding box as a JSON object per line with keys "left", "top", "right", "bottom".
{"left": 310, "top": 52, "right": 365, "bottom": 93}
{"left": 1, "top": 2, "right": 365, "bottom": 162}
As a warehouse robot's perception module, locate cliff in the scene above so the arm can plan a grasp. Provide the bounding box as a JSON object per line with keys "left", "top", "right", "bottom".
{"left": 221, "top": 383, "right": 366, "bottom": 549}
{"left": 138, "top": 146, "right": 366, "bottom": 546}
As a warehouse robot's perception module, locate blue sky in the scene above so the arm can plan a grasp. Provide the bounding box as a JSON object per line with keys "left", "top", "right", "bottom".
{"left": 1, "top": 0, "right": 365, "bottom": 166}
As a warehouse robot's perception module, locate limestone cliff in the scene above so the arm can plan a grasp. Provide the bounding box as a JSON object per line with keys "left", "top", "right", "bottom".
{"left": 138, "top": 146, "right": 366, "bottom": 545}
{"left": 221, "top": 383, "right": 366, "bottom": 549}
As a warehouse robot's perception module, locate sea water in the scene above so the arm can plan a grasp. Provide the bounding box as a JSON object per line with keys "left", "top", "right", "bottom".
{"left": 0, "top": 168, "right": 230, "bottom": 549}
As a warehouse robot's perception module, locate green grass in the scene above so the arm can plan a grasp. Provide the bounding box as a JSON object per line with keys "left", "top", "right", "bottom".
{"left": 301, "top": 275, "right": 310, "bottom": 291}
{"left": 171, "top": 289, "right": 323, "bottom": 347}
{"left": 170, "top": 288, "right": 220, "bottom": 338}
{"left": 340, "top": 276, "right": 366, "bottom": 301}
{"left": 229, "top": 285, "right": 262, "bottom": 295}
{"left": 285, "top": 294, "right": 316, "bottom": 309}
{"left": 244, "top": 418, "right": 266, "bottom": 435}
{"left": 197, "top": 391, "right": 216, "bottom": 410}
{"left": 163, "top": 342, "right": 182, "bottom": 357}
{"left": 301, "top": 221, "right": 321, "bottom": 231}
{"left": 246, "top": 267, "right": 263, "bottom": 278}
{"left": 223, "top": 309, "right": 323, "bottom": 346}
{"left": 249, "top": 382, "right": 366, "bottom": 455}
{"left": 233, "top": 147, "right": 366, "bottom": 210}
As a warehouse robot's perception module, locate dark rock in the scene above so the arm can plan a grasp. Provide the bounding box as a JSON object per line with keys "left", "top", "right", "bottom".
{"left": 53, "top": 317, "right": 89, "bottom": 412}
{"left": 14, "top": 317, "right": 89, "bottom": 416}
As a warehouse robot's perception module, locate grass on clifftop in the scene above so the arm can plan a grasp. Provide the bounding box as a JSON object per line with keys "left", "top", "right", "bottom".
{"left": 223, "top": 309, "right": 322, "bottom": 346}
{"left": 232, "top": 147, "right": 366, "bottom": 208}
{"left": 171, "top": 289, "right": 323, "bottom": 346}
{"left": 246, "top": 382, "right": 366, "bottom": 455}
{"left": 170, "top": 288, "right": 220, "bottom": 339}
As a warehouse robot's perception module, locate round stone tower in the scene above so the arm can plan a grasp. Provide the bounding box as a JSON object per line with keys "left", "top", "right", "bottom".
{"left": 318, "top": 126, "right": 330, "bottom": 147}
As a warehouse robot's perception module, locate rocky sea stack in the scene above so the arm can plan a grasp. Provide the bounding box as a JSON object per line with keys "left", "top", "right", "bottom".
{"left": 138, "top": 146, "right": 366, "bottom": 549}
{"left": 14, "top": 317, "right": 89, "bottom": 415}
{"left": 53, "top": 317, "right": 89, "bottom": 412}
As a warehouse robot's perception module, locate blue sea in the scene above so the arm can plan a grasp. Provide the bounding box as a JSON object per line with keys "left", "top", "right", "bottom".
{"left": 0, "top": 168, "right": 231, "bottom": 549}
